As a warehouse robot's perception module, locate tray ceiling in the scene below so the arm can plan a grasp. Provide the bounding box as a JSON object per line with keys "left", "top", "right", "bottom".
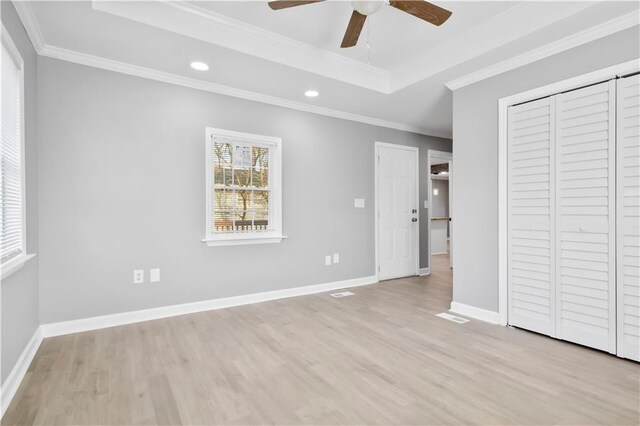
{"left": 15, "top": 1, "right": 640, "bottom": 137}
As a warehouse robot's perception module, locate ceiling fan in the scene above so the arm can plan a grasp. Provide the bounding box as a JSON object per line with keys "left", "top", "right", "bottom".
{"left": 267, "top": 1, "right": 453, "bottom": 48}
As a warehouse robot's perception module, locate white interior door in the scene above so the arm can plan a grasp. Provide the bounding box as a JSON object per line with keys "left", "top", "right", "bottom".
{"left": 377, "top": 144, "right": 418, "bottom": 281}
{"left": 507, "top": 96, "right": 556, "bottom": 336}
{"left": 616, "top": 74, "right": 640, "bottom": 361}
{"left": 555, "top": 80, "right": 616, "bottom": 353}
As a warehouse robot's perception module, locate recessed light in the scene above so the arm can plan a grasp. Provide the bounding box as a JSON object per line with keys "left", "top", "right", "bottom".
{"left": 190, "top": 61, "right": 209, "bottom": 71}
{"left": 305, "top": 90, "right": 319, "bottom": 98}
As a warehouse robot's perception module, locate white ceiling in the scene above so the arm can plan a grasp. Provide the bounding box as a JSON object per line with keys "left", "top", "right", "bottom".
{"left": 18, "top": 1, "right": 640, "bottom": 138}
{"left": 189, "top": 1, "right": 517, "bottom": 70}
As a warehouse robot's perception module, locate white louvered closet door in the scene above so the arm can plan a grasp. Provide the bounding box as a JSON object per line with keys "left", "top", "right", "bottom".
{"left": 507, "top": 97, "right": 556, "bottom": 336}
{"left": 617, "top": 74, "right": 640, "bottom": 361}
{"left": 555, "top": 80, "right": 617, "bottom": 353}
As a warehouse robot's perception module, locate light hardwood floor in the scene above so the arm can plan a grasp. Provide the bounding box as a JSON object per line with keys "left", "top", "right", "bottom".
{"left": 3, "top": 254, "right": 639, "bottom": 425}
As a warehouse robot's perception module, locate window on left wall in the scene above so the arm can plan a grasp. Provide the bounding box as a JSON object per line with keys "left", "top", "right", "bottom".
{"left": 203, "top": 127, "right": 284, "bottom": 247}
{"left": 1, "top": 27, "right": 29, "bottom": 278}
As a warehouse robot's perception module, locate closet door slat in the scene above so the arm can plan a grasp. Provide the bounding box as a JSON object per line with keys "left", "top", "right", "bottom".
{"left": 617, "top": 74, "right": 640, "bottom": 361}
{"left": 555, "top": 80, "right": 616, "bottom": 353}
{"left": 508, "top": 97, "right": 555, "bottom": 336}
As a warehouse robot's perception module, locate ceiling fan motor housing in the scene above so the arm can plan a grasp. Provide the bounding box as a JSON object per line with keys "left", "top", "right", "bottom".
{"left": 351, "top": 0, "right": 385, "bottom": 16}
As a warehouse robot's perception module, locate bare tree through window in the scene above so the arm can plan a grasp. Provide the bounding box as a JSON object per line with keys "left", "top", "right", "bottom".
{"left": 213, "top": 140, "right": 270, "bottom": 232}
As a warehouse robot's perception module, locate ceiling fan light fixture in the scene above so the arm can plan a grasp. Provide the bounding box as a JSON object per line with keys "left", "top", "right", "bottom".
{"left": 351, "top": 0, "right": 384, "bottom": 16}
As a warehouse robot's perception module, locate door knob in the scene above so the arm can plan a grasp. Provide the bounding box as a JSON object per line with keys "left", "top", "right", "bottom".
{"left": 412, "top": 218, "right": 417, "bottom": 222}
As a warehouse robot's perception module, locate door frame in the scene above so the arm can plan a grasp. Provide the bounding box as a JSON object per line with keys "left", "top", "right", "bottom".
{"left": 427, "top": 150, "right": 453, "bottom": 273}
{"left": 374, "top": 141, "right": 420, "bottom": 282}
{"left": 497, "top": 59, "right": 639, "bottom": 327}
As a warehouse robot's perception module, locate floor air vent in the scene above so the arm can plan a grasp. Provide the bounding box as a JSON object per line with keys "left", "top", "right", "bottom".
{"left": 436, "top": 313, "right": 469, "bottom": 323}
{"left": 330, "top": 291, "right": 355, "bottom": 298}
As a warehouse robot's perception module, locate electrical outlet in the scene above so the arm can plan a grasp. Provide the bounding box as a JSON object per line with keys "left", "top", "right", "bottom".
{"left": 325, "top": 255, "right": 332, "bottom": 266}
{"left": 354, "top": 198, "right": 365, "bottom": 208}
{"left": 133, "top": 270, "right": 144, "bottom": 284}
{"left": 150, "top": 268, "right": 160, "bottom": 283}
{"left": 333, "top": 253, "right": 340, "bottom": 264}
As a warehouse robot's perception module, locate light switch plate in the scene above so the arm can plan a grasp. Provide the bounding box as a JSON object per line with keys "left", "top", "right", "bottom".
{"left": 354, "top": 198, "right": 365, "bottom": 208}
{"left": 133, "top": 270, "right": 144, "bottom": 284}
{"left": 333, "top": 253, "right": 340, "bottom": 264}
{"left": 325, "top": 255, "right": 332, "bottom": 266}
{"left": 150, "top": 268, "right": 160, "bottom": 283}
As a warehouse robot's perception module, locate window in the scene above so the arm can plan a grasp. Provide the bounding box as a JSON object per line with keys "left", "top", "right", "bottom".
{"left": 204, "top": 128, "right": 284, "bottom": 246}
{"left": 1, "top": 27, "right": 28, "bottom": 275}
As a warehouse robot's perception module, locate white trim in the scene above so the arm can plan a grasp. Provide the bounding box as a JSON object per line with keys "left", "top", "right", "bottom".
{"left": 0, "top": 254, "right": 36, "bottom": 281}
{"left": 1, "top": 25, "right": 24, "bottom": 68}
{"left": 10, "top": 0, "right": 45, "bottom": 53}
{"left": 11, "top": 1, "right": 435, "bottom": 134}
{"left": 419, "top": 267, "right": 430, "bottom": 276}
{"left": 446, "top": 11, "right": 640, "bottom": 91}
{"left": 1, "top": 25, "right": 29, "bottom": 279}
{"left": 203, "top": 235, "right": 287, "bottom": 247}
{"left": 497, "top": 59, "right": 640, "bottom": 327}
{"left": 35, "top": 44, "right": 444, "bottom": 138}
{"left": 92, "top": 0, "right": 390, "bottom": 93}
{"left": 0, "top": 327, "right": 42, "bottom": 419}
{"left": 430, "top": 175, "right": 449, "bottom": 181}
{"left": 449, "top": 302, "right": 500, "bottom": 325}
{"left": 40, "top": 275, "right": 378, "bottom": 338}
{"left": 374, "top": 142, "right": 420, "bottom": 282}
{"left": 394, "top": 1, "right": 599, "bottom": 91}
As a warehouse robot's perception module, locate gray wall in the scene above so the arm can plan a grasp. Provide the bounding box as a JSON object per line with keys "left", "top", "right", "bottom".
{"left": 432, "top": 180, "right": 449, "bottom": 218}
{"left": 37, "top": 57, "right": 451, "bottom": 324}
{"left": 1, "top": 2, "right": 40, "bottom": 383}
{"left": 452, "top": 27, "right": 640, "bottom": 312}
{"left": 432, "top": 179, "right": 449, "bottom": 238}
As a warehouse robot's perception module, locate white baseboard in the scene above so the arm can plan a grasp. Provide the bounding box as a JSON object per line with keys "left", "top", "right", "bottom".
{"left": 431, "top": 251, "right": 448, "bottom": 255}
{"left": 41, "top": 275, "right": 378, "bottom": 338}
{"left": 0, "top": 327, "right": 43, "bottom": 419}
{"left": 450, "top": 302, "right": 500, "bottom": 325}
{"left": 419, "top": 267, "right": 431, "bottom": 276}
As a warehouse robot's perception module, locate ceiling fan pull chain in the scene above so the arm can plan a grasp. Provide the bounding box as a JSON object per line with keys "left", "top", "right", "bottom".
{"left": 366, "top": 20, "right": 371, "bottom": 66}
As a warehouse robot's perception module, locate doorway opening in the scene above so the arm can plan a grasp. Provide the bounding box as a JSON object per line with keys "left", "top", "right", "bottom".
{"left": 427, "top": 150, "right": 453, "bottom": 272}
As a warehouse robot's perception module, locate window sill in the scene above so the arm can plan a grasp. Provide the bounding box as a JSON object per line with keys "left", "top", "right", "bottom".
{"left": 1, "top": 253, "right": 36, "bottom": 281}
{"left": 202, "top": 234, "right": 287, "bottom": 247}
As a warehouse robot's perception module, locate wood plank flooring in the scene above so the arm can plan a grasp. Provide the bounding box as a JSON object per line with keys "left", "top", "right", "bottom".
{"left": 3, "top": 254, "right": 639, "bottom": 425}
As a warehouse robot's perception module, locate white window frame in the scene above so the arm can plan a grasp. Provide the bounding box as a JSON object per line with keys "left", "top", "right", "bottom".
{"left": 1, "top": 25, "right": 34, "bottom": 280}
{"left": 203, "top": 127, "right": 285, "bottom": 247}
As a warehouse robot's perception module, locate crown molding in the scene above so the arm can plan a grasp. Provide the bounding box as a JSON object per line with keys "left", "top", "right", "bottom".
{"left": 92, "top": 0, "right": 391, "bottom": 93}
{"left": 10, "top": 0, "right": 448, "bottom": 138}
{"left": 445, "top": 10, "right": 640, "bottom": 91}
{"left": 11, "top": 0, "right": 45, "bottom": 53}
{"left": 391, "top": 1, "right": 597, "bottom": 92}
{"left": 38, "top": 44, "right": 449, "bottom": 139}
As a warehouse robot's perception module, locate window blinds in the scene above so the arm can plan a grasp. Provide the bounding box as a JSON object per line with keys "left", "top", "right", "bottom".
{"left": 1, "top": 44, "right": 24, "bottom": 263}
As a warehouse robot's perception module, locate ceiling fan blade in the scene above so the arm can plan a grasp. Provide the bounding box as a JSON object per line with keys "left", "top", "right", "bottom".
{"left": 388, "top": 1, "right": 452, "bottom": 26}
{"left": 341, "top": 10, "right": 367, "bottom": 48}
{"left": 268, "top": 1, "right": 325, "bottom": 10}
